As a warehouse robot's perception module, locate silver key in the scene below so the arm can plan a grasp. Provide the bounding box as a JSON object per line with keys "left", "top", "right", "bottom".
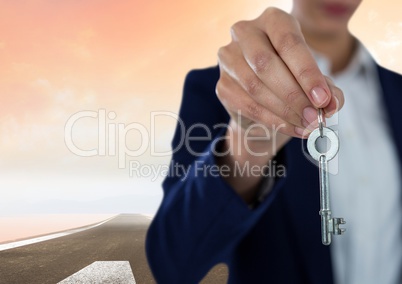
{"left": 307, "top": 109, "right": 346, "bottom": 245}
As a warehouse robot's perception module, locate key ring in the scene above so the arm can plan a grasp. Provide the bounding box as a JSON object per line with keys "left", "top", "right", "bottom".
{"left": 307, "top": 127, "right": 339, "bottom": 162}
{"left": 318, "top": 108, "right": 324, "bottom": 137}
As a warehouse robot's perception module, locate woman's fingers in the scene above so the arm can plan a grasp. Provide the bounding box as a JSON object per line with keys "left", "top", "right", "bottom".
{"left": 216, "top": 69, "right": 305, "bottom": 138}
{"left": 229, "top": 22, "right": 314, "bottom": 127}
{"left": 218, "top": 42, "right": 305, "bottom": 129}
{"left": 216, "top": 7, "right": 345, "bottom": 139}
{"left": 260, "top": 8, "right": 332, "bottom": 109}
{"left": 324, "top": 76, "right": 344, "bottom": 117}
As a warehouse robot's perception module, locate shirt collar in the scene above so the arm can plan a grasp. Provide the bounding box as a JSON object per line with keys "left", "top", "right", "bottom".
{"left": 310, "top": 40, "right": 375, "bottom": 81}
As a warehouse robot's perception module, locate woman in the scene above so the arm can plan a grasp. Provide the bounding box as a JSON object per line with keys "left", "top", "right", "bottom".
{"left": 146, "top": 1, "right": 402, "bottom": 283}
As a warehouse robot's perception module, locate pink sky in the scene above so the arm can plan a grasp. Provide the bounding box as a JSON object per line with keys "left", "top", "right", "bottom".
{"left": 0, "top": 0, "right": 401, "bottom": 221}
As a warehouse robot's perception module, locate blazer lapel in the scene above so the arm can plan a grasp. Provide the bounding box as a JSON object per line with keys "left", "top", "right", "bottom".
{"left": 377, "top": 66, "right": 402, "bottom": 166}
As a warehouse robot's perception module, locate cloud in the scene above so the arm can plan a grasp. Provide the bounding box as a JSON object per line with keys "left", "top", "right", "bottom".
{"left": 53, "top": 28, "right": 97, "bottom": 61}
{"left": 377, "top": 22, "right": 402, "bottom": 49}
{"left": 71, "top": 43, "right": 92, "bottom": 60}
{"left": 367, "top": 9, "right": 379, "bottom": 22}
{"left": 33, "top": 78, "right": 51, "bottom": 89}
{"left": 0, "top": 116, "right": 59, "bottom": 152}
{"left": 374, "top": 21, "right": 402, "bottom": 69}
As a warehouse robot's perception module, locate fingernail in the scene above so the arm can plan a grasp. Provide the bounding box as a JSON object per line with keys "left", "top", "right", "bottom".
{"left": 311, "top": 87, "right": 329, "bottom": 106}
{"left": 303, "top": 106, "right": 318, "bottom": 127}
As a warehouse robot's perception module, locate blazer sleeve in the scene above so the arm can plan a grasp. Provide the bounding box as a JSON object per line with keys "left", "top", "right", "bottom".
{"left": 145, "top": 66, "right": 287, "bottom": 283}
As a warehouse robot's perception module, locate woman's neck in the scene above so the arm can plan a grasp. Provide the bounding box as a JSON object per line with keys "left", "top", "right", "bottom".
{"left": 302, "top": 28, "right": 357, "bottom": 75}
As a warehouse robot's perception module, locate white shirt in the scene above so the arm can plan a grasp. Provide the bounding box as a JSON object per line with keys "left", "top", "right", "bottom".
{"left": 314, "top": 43, "right": 402, "bottom": 284}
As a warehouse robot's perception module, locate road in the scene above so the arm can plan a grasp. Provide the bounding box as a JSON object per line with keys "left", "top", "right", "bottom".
{"left": 0, "top": 214, "right": 228, "bottom": 284}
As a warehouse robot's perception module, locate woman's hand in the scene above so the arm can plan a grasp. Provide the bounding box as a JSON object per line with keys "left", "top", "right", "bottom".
{"left": 217, "top": 7, "right": 344, "bottom": 146}
{"left": 215, "top": 8, "right": 344, "bottom": 203}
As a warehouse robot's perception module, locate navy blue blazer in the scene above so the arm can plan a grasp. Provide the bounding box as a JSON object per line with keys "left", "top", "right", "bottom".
{"left": 146, "top": 65, "right": 402, "bottom": 283}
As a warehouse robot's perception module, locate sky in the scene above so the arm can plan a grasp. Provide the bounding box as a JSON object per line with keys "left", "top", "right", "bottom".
{"left": 0, "top": 0, "right": 401, "bottom": 215}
